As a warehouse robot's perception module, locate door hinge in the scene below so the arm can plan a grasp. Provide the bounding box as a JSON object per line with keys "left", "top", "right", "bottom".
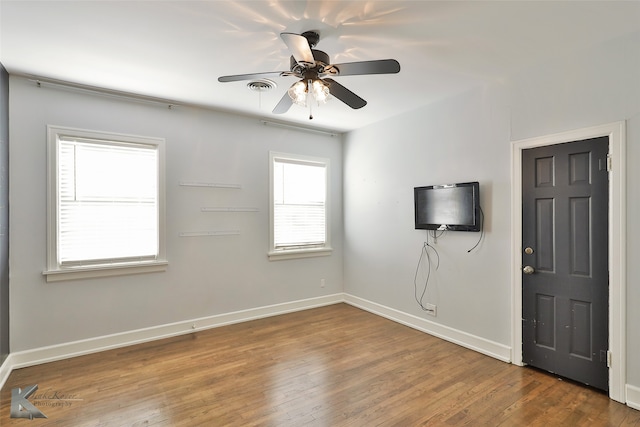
{"left": 607, "top": 154, "right": 612, "bottom": 172}
{"left": 607, "top": 350, "right": 612, "bottom": 368}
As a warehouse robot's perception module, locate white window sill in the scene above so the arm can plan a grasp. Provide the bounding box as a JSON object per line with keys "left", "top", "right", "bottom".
{"left": 43, "top": 260, "right": 168, "bottom": 282}
{"left": 268, "top": 247, "right": 333, "bottom": 261}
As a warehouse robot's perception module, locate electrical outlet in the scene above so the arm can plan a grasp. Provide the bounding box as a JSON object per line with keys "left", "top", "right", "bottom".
{"left": 320, "top": 278, "right": 325, "bottom": 288}
{"left": 425, "top": 303, "right": 437, "bottom": 317}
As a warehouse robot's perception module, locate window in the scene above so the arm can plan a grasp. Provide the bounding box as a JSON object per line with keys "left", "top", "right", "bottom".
{"left": 269, "top": 152, "right": 331, "bottom": 260}
{"left": 45, "top": 126, "right": 166, "bottom": 281}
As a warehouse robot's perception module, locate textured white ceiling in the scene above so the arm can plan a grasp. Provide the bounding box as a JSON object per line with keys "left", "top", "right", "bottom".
{"left": 1, "top": 1, "right": 639, "bottom": 132}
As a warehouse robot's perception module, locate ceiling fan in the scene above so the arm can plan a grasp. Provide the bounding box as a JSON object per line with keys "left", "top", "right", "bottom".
{"left": 218, "top": 31, "right": 400, "bottom": 118}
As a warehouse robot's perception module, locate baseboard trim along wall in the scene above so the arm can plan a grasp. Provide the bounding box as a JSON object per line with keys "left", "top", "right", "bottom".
{"left": 343, "top": 294, "right": 513, "bottom": 363}
{"left": 0, "top": 355, "right": 12, "bottom": 392}
{"left": 627, "top": 385, "right": 640, "bottom": 411}
{"left": 6, "top": 293, "right": 344, "bottom": 374}
{"left": 2, "top": 293, "right": 638, "bottom": 412}
{"left": 1, "top": 293, "right": 508, "bottom": 388}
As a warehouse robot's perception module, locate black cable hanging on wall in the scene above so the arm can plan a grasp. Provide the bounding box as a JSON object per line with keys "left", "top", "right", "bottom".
{"left": 467, "top": 206, "right": 485, "bottom": 253}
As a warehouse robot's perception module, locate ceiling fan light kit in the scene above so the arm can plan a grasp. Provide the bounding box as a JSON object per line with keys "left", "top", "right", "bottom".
{"left": 287, "top": 80, "right": 307, "bottom": 106}
{"left": 287, "top": 79, "right": 330, "bottom": 107}
{"left": 311, "top": 80, "right": 330, "bottom": 103}
{"left": 218, "top": 30, "right": 400, "bottom": 119}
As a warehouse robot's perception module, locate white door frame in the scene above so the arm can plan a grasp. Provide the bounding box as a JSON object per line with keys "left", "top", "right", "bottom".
{"left": 510, "top": 121, "right": 626, "bottom": 403}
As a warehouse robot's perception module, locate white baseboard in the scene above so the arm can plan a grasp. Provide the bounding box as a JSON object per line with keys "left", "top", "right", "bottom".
{"left": 343, "top": 294, "right": 512, "bottom": 363}
{"left": 0, "top": 354, "right": 13, "bottom": 390}
{"left": 6, "top": 293, "right": 344, "bottom": 373}
{"left": 627, "top": 384, "right": 640, "bottom": 411}
{"left": 4, "top": 291, "right": 638, "bottom": 412}
{"left": 0, "top": 292, "right": 511, "bottom": 390}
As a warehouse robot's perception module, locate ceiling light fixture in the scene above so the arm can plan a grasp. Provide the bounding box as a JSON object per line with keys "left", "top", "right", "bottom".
{"left": 287, "top": 78, "right": 330, "bottom": 107}
{"left": 287, "top": 80, "right": 308, "bottom": 106}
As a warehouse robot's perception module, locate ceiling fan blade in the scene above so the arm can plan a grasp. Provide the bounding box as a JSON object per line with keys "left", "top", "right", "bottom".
{"left": 272, "top": 92, "right": 293, "bottom": 114}
{"left": 218, "top": 71, "right": 286, "bottom": 83}
{"left": 326, "top": 59, "right": 400, "bottom": 77}
{"left": 323, "top": 78, "right": 367, "bottom": 109}
{"left": 280, "top": 32, "right": 315, "bottom": 66}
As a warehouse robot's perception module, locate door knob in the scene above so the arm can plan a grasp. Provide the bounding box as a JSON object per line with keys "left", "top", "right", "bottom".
{"left": 523, "top": 265, "right": 535, "bottom": 275}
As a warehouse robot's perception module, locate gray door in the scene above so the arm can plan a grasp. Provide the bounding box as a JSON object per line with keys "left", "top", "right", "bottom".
{"left": 522, "top": 137, "right": 609, "bottom": 391}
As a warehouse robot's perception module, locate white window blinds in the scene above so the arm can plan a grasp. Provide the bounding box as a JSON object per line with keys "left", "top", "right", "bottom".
{"left": 57, "top": 137, "right": 159, "bottom": 265}
{"left": 273, "top": 158, "right": 327, "bottom": 250}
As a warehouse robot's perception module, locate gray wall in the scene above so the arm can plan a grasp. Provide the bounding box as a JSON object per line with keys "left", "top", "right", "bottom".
{"left": 8, "top": 76, "right": 343, "bottom": 351}
{"left": 343, "top": 31, "right": 640, "bottom": 387}
{"left": 0, "top": 63, "right": 9, "bottom": 363}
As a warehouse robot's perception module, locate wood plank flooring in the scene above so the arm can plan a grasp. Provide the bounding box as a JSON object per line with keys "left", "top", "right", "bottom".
{"left": 0, "top": 303, "right": 638, "bottom": 426}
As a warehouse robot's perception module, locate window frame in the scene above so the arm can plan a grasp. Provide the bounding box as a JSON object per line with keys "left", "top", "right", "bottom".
{"left": 268, "top": 151, "right": 332, "bottom": 261}
{"left": 45, "top": 125, "right": 167, "bottom": 282}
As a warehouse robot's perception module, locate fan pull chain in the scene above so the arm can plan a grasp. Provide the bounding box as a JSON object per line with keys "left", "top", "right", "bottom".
{"left": 307, "top": 79, "right": 313, "bottom": 120}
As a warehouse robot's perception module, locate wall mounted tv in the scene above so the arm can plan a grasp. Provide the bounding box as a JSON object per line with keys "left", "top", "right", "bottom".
{"left": 414, "top": 181, "right": 480, "bottom": 232}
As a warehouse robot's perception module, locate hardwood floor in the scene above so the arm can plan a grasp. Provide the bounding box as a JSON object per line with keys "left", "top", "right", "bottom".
{"left": 1, "top": 304, "right": 638, "bottom": 426}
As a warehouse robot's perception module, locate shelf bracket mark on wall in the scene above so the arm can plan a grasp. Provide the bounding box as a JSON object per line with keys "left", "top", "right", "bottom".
{"left": 201, "top": 207, "right": 259, "bottom": 212}
{"left": 179, "top": 181, "right": 242, "bottom": 189}
{"left": 179, "top": 230, "right": 240, "bottom": 237}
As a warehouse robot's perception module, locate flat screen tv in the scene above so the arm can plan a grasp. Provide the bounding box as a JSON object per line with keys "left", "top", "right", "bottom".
{"left": 414, "top": 182, "right": 480, "bottom": 232}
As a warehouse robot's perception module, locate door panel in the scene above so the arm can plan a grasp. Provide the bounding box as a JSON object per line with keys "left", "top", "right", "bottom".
{"left": 522, "top": 137, "right": 608, "bottom": 391}
{"left": 535, "top": 198, "right": 554, "bottom": 271}
{"left": 570, "top": 197, "right": 591, "bottom": 275}
{"left": 535, "top": 294, "right": 556, "bottom": 349}
{"left": 570, "top": 299, "right": 591, "bottom": 359}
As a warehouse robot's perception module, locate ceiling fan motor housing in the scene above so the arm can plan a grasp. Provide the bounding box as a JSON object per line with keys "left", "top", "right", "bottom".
{"left": 289, "top": 49, "right": 330, "bottom": 75}
{"left": 301, "top": 31, "right": 320, "bottom": 48}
